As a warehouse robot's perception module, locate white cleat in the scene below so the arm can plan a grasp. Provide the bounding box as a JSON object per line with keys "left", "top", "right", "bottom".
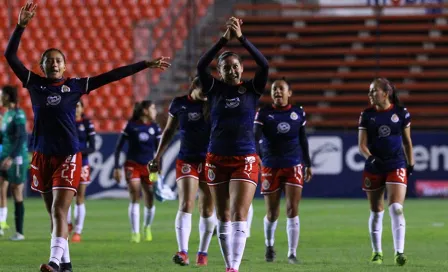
{"left": 10, "top": 232, "right": 25, "bottom": 241}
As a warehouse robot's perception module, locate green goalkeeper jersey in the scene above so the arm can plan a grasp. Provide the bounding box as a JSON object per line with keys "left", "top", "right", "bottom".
{"left": 1, "top": 108, "right": 28, "bottom": 160}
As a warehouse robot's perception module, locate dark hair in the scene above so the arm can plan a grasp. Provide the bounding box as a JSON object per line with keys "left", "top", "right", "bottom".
{"left": 216, "top": 51, "right": 242, "bottom": 68}
{"left": 373, "top": 78, "right": 402, "bottom": 106}
{"left": 131, "top": 100, "right": 153, "bottom": 121}
{"left": 272, "top": 77, "right": 292, "bottom": 90}
{"left": 188, "top": 76, "right": 202, "bottom": 95}
{"left": 40, "top": 48, "right": 66, "bottom": 66}
{"left": 2, "top": 85, "right": 18, "bottom": 104}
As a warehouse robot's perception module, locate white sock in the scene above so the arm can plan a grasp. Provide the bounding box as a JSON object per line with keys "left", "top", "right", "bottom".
{"left": 217, "top": 221, "right": 232, "bottom": 268}
{"left": 49, "top": 237, "right": 67, "bottom": 266}
{"left": 247, "top": 204, "right": 253, "bottom": 238}
{"left": 175, "top": 211, "right": 192, "bottom": 253}
{"left": 67, "top": 205, "right": 72, "bottom": 225}
{"left": 230, "top": 221, "right": 247, "bottom": 271}
{"left": 287, "top": 216, "right": 300, "bottom": 257}
{"left": 144, "top": 206, "right": 156, "bottom": 228}
{"left": 264, "top": 216, "right": 278, "bottom": 247}
{"left": 0, "top": 207, "right": 7, "bottom": 223}
{"left": 389, "top": 203, "right": 406, "bottom": 253}
{"left": 74, "top": 204, "right": 86, "bottom": 234}
{"left": 369, "top": 210, "right": 384, "bottom": 253}
{"left": 61, "top": 238, "right": 71, "bottom": 263}
{"left": 198, "top": 214, "right": 216, "bottom": 253}
{"left": 128, "top": 202, "right": 140, "bottom": 234}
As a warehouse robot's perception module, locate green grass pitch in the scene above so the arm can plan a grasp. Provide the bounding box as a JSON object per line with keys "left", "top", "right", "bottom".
{"left": 0, "top": 198, "right": 447, "bottom": 271}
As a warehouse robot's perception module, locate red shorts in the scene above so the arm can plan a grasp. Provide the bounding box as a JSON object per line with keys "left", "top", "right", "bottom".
{"left": 205, "top": 153, "right": 260, "bottom": 186}
{"left": 80, "top": 165, "right": 91, "bottom": 185}
{"left": 30, "top": 152, "right": 82, "bottom": 194}
{"left": 362, "top": 168, "right": 408, "bottom": 191}
{"left": 124, "top": 160, "right": 151, "bottom": 185}
{"left": 261, "top": 165, "right": 304, "bottom": 194}
{"left": 176, "top": 159, "right": 205, "bottom": 182}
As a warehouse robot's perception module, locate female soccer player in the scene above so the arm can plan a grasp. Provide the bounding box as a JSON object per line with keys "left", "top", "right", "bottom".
{"left": 4, "top": 3, "right": 170, "bottom": 271}
{"left": 0, "top": 85, "right": 28, "bottom": 241}
{"left": 149, "top": 77, "right": 216, "bottom": 266}
{"left": 113, "top": 100, "right": 161, "bottom": 244}
{"left": 358, "top": 78, "right": 414, "bottom": 266}
{"left": 197, "top": 17, "right": 269, "bottom": 272}
{"left": 254, "top": 78, "right": 312, "bottom": 264}
{"left": 66, "top": 101, "right": 96, "bottom": 243}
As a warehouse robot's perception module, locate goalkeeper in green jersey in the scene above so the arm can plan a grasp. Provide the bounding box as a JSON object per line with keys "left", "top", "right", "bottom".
{"left": 0, "top": 86, "right": 28, "bottom": 240}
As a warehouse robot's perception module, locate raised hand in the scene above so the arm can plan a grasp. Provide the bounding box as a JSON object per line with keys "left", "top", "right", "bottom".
{"left": 18, "top": 1, "right": 37, "bottom": 27}
{"left": 145, "top": 57, "right": 171, "bottom": 70}
{"left": 226, "top": 17, "right": 243, "bottom": 39}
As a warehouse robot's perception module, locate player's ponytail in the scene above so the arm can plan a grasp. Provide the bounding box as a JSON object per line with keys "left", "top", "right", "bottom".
{"left": 188, "top": 76, "right": 202, "bottom": 95}
{"left": 389, "top": 84, "right": 402, "bottom": 106}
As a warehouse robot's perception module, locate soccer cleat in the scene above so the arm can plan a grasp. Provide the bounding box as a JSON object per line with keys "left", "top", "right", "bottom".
{"left": 131, "top": 232, "right": 141, "bottom": 243}
{"left": 10, "top": 232, "right": 25, "bottom": 241}
{"left": 265, "top": 246, "right": 276, "bottom": 262}
{"left": 67, "top": 223, "right": 73, "bottom": 233}
{"left": 196, "top": 252, "right": 208, "bottom": 266}
{"left": 144, "top": 226, "right": 153, "bottom": 241}
{"left": 370, "top": 252, "right": 383, "bottom": 264}
{"left": 71, "top": 233, "right": 81, "bottom": 243}
{"left": 395, "top": 252, "right": 407, "bottom": 266}
{"left": 172, "top": 251, "right": 189, "bottom": 266}
{"left": 288, "top": 254, "right": 300, "bottom": 264}
{"left": 59, "top": 262, "right": 73, "bottom": 272}
{"left": 39, "top": 262, "right": 59, "bottom": 272}
{"left": 0, "top": 221, "right": 9, "bottom": 230}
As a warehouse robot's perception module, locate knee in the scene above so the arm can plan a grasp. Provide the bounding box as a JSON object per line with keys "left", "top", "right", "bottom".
{"left": 216, "top": 210, "right": 230, "bottom": 222}
{"left": 51, "top": 205, "right": 66, "bottom": 220}
{"left": 76, "top": 196, "right": 85, "bottom": 205}
{"left": 179, "top": 199, "right": 194, "bottom": 213}
{"left": 286, "top": 204, "right": 298, "bottom": 218}
{"left": 389, "top": 203, "right": 404, "bottom": 216}
{"left": 266, "top": 209, "right": 279, "bottom": 222}
{"left": 231, "top": 210, "right": 246, "bottom": 222}
{"left": 200, "top": 205, "right": 214, "bottom": 218}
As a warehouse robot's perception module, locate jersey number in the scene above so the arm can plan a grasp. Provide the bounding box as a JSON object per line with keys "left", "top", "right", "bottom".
{"left": 62, "top": 163, "right": 77, "bottom": 180}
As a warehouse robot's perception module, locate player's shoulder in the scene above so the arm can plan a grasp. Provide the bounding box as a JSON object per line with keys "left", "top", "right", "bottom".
{"left": 291, "top": 105, "right": 305, "bottom": 113}
{"left": 258, "top": 104, "right": 273, "bottom": 113}
{"left": 361, "top": 106, "right": 376, "bottom": 114}
{"left": 394, "top": 105, "right": 409, "bottom": 114}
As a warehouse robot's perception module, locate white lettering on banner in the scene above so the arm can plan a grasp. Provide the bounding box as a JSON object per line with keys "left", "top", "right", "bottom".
{"left": 430, "top": 146, "right": 448, "bottom": 171}
{"left": 345, "top": 146, "right": 365, "bottom": 171}
{"left": 308, "top": 136, "right": 343, "bottom": 174}
{"left": 414, "top": 145, "right": 429, "bottom": 171}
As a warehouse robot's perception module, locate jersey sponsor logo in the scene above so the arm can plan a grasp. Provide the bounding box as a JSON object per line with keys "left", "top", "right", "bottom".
{"left": 238, "top": 86, "right": 246, "bottom": 94}
{"left": 61, "top": 85, "right": 71, "bottom": 93}
{"left": 378, "top": 125, "right": 391, "bottom": 137}
{"left": 268, "top": 114, "right": 274, "bottom": 119}
{"left": 138, "top": 132, "right": 150, "bottom": 142}
{"left": 262, "top": 179, "right": 270, "bottom": 190}
{"left": 277, "top": 122, "right": 291, "bottom": 134}
{"left": 148, "top": 127, "right": 155, "bottom": 135}
{"left": 364, "top": 177, "right": 371, "bottom": 188}
{"left": 225, "top": 97, "right": 240, "bottom": 109}
{"left": 188, "top": 112, "right": 201, "bottom": 121}
{"left": 309, "top": 136, "right": 343, "bottom": 174}
{"left": 47, "top": 94, "right": 62, "bottom": 106}
{"left": 78, "top": 124, "right": 85, "bottom": 131}
{"left": 290, "top": 112, "right": 298, "bottom": 120}
{"left": 391, "top": 114, "right": 399, "bottom": 123}
{"left": 33, "top": 175, "right": 39, "bottom": 187}
{"left": 181, "top": 164, "right": 191, "bottom": 174}
{"left": 207, "top": 169, "right": 215, "bottom": 181}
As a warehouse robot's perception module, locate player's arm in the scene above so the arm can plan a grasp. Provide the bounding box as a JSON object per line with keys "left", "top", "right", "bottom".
{"left": 254, "top": 124, "right": 263, "bottom": 158}
{"left": 298, "top": 109, "right": 312, "bottom": 182}
{"left": 402, "top": 113, "right": 414, "bottom": 176}
{"left": 358, "top": 130, "right": 372, "bottom": 159}
{"left": 81, "top": 120, "right": 96, "bottom": 156}
{"left": 84, "top": 57, "right": 170, "bottom": 93}
{"left": 197, "top": 30, "right": 229, "bottom": 94}
{"left": 228, "top": 17, "right": 269, "bottom": 94}
{"left": 4, "top": 3, "right": 41, "bottom": 86}
{"left": 151, "top": 115, "right": 179, "bottom": 172}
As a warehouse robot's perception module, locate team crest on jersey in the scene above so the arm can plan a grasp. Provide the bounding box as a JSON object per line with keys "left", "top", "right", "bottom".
{"left": 262, "top": 179, "right": 270, "bottom": 190}
{"left": 33, "top": 175, "right": 39, "bottom": 187}
{"left": 207, "top": 169, "right": 215, "bottom": 181}
{"left": 188, "top": 112, "right": 201, "bottom": 121}
{"left": 47, "top": 94, "right": 62, "bottom": 106}
{"left": 181, "top": 164, "right": 191, "bottom": 174}
{"left": 277, "top": 122, "right": 291, "bottom": 133}
{"left": 364, "top": 177, "right": 371, "bottom": 188}
{"left": 238, "top": 86, "right": 247, "bottom": 94}
{"left": 225, "top": 97, "right": 240, "bottom": 109}
{"left": 61, "top": 85, "right": 71, "bottom": 93}
{"left": 290, "top": 112, "right": 298, "bottom": 120}
{"left": 138, "top": 132, "right": 150, "bottom": 141}
{"left": 391, "top": 114, "right": 399, "bottom": 123}
{"left": 378, "top": 125, "right": 391, "bottom": 137}
{"left": 78, "top": 124, "right": 85, "bottom": 131}
{"left": 198, "top": 163, "right": 203, "bottom": 173}
{"left": 148, "top": 127, "right": 155, "bottom": 135}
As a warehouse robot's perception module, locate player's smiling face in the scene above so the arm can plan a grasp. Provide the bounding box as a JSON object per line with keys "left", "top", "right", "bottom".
{"left": 271, "top": 80, "right": 291, "bottom": 106}
{"left": 41, "top": 50, "right": 66, "bottom": 79}
{"left": 368, "top": 82, "right": 387, "bottom": 106}
{"left": 218, "top": 56, "right": 243, "bottom": 85}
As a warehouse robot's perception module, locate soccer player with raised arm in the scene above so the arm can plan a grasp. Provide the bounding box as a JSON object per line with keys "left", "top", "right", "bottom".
{"left": 254, "top": 78, "right": 312, "bottom": 264}
{"left": 66, "top": 101, "right": 96, "bottom": 243}
{"left": 114, "top": 101, "right": 161, "bottom": 244}
{"left": 358, "top": 78, "right": 414, "bottom": 266}
{"left": 197, "top": 17, "right": 269, "bottom": 272}
{"left": 149, "top": 77, "right": 216, "bottom": 266}
{"left": 4, "top": 3, "right": 170, "bottom": 271}
{"left": 0, "top": 86, "right": 28, "bottom": 241}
